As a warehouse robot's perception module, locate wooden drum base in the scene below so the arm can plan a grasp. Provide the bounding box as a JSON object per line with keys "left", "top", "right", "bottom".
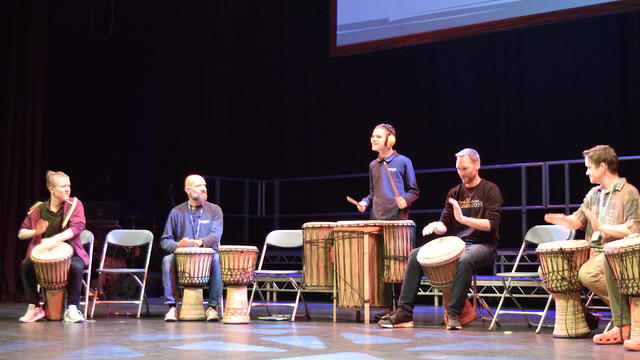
{"left": 179, "top": 288, "right": 206, "bottom": 321}
{"left": 552, "top": 292, "right": 590, "bottom": 338}
{"left": 630, "top": 297, "right": 640, "bottom": 339}
{"left": 44, "top": 289, "right": 66, "bottom": 321}
{"left": 223, "top": 286, "right": 250, "bottom": 324}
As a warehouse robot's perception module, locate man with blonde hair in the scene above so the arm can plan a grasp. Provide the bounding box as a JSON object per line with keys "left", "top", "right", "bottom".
{"left": 18, "top": 171, "right": 89, "bottom": 323}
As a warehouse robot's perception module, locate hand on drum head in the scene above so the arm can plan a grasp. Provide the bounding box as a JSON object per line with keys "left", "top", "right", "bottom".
{"left": 396, "top": 197, "right": 408, "bottom": 209}
{"left": 40, "top": 237, "right": 57, "bottom": 250}
{"left": 422, "top": 221, "right": 447, "bottom": 236}
{"left": 177, "top": 238, "right": 198, "bottom": 247}
{"left": 35, "top": 219, "right": 49, "bottom": 236}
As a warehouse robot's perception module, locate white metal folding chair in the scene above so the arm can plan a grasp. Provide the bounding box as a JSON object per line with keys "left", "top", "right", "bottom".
{"left": 91, "top": 229, "right": 153, "bottom": 318}
{"left": 249, "top": 230, "right": 309, "bottom": 321}
{"left": 489, "top": 225, "right": 575, "bottom": 333}
{"left": 79, "top": 230, "right": 94, "bottom": 318}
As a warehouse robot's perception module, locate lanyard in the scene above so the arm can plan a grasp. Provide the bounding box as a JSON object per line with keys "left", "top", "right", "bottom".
{"left": 189, "top": 205, "right": 203, "bottom": 239}
{"left": 597, "top": 178, "right": 618, "bottom": 223}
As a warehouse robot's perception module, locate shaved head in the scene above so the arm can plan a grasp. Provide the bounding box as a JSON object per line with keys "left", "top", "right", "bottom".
{"left": 184, "top": 174, "right": 207, "bottom": 205}
{"left": 185, "top": 174, "right": 205, "bottom": 187}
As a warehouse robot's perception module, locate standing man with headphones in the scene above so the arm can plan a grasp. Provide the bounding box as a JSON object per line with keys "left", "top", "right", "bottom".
{"left": 356, "top": 124, "right": 419, "bottom": 220}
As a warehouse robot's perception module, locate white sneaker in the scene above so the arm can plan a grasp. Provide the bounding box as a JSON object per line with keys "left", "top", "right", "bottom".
{"left": 63, "top": 305, "right": 86, "bottom": 323}
{"left": 164, "top": 307, "right": 177, "bottom": 322}
{"left": 206, "top": 307, "right": 219, "bottom": 322}
{"left": 19, "top": 304, "right": 45, "bottom": 323}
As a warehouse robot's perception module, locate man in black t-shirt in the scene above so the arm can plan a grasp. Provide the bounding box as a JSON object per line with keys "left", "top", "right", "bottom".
{"left": 379, "top": 148, "right": 503, "bottom": 330}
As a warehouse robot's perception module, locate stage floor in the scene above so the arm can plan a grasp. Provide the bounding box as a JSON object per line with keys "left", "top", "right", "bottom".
{"left": 0, "top": 299, "right": 631, "bottom": 359}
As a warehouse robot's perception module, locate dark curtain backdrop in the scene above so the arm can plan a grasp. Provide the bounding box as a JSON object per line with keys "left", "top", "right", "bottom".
{"left": 1, "top": 1, "right": 48, "bottom": 300}
{"left": 2, "top": 1, "right": 639, "bottom": 299}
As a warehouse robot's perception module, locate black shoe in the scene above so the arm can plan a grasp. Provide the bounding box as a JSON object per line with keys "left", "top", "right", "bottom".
{"left": 446, "top": 312, "right": 462, "bottom": 330}
{"left": 378, "top": 310, "right": 414, "bottom": 328}
{"left": 374, "top": 308, "right": 394, "bottom": 322}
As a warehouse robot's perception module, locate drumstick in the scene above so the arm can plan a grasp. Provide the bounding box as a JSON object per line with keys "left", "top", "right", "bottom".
{"left": 383, "top": 162, "right": 401, "bottom": 199}
{"left": 346, "top": 196, "right": 360, "bottom": 206}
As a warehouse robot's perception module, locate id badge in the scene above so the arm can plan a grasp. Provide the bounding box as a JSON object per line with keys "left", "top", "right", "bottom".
{"left": 591, "top": 231, "right": 601, "bottom": 242}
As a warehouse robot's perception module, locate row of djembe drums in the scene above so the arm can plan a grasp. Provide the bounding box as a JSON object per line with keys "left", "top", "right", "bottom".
{"left": 175, "top": 220, "right": 417, "bottom": 322}
{"left": 26, "top": 220, "right": 416, "bottom": 322}
{"left": 176, "top": 245, "right": 258, "bottom": 323}
{"left": 27, "top": 242, "right": 260, "bottom": 323}
{"left": 29, "top": 226, "right": 640, "bottom": 333}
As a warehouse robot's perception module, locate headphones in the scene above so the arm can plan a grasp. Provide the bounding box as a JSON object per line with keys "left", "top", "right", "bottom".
{"left": 377, "top": 123, "right": 396, "bottom": 148}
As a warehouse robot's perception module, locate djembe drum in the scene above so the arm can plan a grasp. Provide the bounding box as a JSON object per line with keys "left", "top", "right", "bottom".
{"left": 174, "top": 247, "right": 214, "bottom": 320}
{"left": 302, "top": 222, "right": 335, "bottom": 290}
{"left": 30, "top": 242, "right": 73, "bottom": 320}
{"left": 333, "top": 221, "right": 388, "bottom": 322}
{"left": 219, "top": 245, "right": 258, "bottom": 324}
{"left": 417, "top": 236, "right": 466, "bottom": 313}
{"left": 604, "top": 237, "right": 640, "bottom": 345}
{"left": 536, "top": 240, "right": 591, "bottom": 338}
{"left": 381, "top": 220, "right": 415, "bottom": 283}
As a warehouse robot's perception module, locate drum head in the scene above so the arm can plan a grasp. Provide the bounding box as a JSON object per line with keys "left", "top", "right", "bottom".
{"left": 31, "top": 242, "right": 73, "bottom": 261}
{"left": 174, "top": 247, "right": 214, "bottom": 254}
{"left": 376, "top": 220, "right": 416, "bottom": 227}
{"left": 302, "top": 222, "right": 336, "bottom": 228}
{"left": 537, "top": 240, "right": 589, "bottom": 252}
{"left": 219, "top": 245, "right": 259, "bottom": 253}
{"left": 417, "top": 236, "right": 465, "bottom": 266}
{"left": 603, "top": 237, "right": 640, "bottom": 252}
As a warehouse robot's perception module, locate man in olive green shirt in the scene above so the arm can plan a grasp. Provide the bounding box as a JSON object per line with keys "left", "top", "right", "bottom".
{"left": 546, "top": 145, "right": 640, "bottom": 349}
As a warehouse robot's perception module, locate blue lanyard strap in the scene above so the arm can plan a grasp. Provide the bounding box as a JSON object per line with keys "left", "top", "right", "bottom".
{"left": 189, "top": 205, "right": 203, "bottom": 239}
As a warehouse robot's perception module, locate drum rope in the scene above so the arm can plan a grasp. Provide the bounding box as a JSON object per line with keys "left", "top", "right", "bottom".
{"left": 610, "top": 249, "right": 638, "bottom": 333}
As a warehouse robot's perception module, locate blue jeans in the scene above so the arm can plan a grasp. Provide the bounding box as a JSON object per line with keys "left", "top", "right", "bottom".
{"left": 398, "top": 243, "right": 496, "bottom": 316}
{"left": 162, "top": 252, "right": 222, "bottom": 307}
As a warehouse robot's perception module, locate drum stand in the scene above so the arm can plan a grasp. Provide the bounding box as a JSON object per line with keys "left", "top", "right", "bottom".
{"left": 223, "top": 285, "right": 251, "bottom": 323}
{"left": 471, "top": 275, "right": 497, "bottom": 323}
{"left": 179, "top": 287, "right": 206, "bottom": 321}
{"left": 630, "top": 298, "right": 640, "bottom": 339}
{"left": 44, "top": 288, "right": 66, "bottom": 321}
{"left": 550, "top": 292, "right": 590, "bottom": 338}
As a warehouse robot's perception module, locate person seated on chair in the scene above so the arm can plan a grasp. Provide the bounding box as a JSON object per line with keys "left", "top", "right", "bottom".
{"left": 379, "top": 148, "right": 503, "bottom": 330}
{"left": 18, "top": 171, "right": 89, "bottom": 323}
{"left": 161, "top": 174, "right": 223, "bottom": 322}
{"left": 545, "top": 145, "right": 640, "bottom": 347}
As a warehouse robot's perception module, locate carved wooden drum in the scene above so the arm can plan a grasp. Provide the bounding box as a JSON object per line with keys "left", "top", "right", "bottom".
{"left": 31, "top": 242, "right": 73, "bottom": 320}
